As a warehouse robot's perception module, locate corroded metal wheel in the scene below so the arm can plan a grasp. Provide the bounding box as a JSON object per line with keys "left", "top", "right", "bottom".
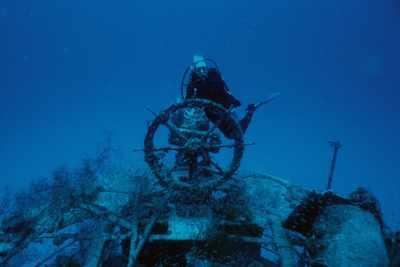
{"left": 144, "top": 99, "right": 244, "bottom": 193}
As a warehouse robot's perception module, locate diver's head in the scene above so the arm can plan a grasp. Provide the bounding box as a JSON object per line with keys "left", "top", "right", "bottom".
{"left": 192, "top": 54, "right": 208, "bottom": 78}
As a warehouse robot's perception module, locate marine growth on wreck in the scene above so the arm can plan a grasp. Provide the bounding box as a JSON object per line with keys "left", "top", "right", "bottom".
{"left": 0, "top": 88, "right": 398, "bottom": 266}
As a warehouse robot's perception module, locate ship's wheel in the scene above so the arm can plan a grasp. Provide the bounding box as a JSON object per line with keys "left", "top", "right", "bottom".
{"left": 144, "top": 99, "right": 244, "bottom": 193}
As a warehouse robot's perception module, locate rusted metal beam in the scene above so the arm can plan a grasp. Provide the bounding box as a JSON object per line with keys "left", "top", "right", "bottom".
{"left": 327, "top": 141, "right": 342, "bottom": 191}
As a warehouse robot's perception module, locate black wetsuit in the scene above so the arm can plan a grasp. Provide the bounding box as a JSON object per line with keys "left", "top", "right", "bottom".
{"left": 185, "top": 68, "right": 253, "bottom": 138}
{"left": 186, "top": 68, "right": 241, "bottom": 109}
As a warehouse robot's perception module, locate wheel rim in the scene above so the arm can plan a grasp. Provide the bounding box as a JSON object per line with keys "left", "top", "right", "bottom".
{"left": 144, "top": 99, "right": 244, "bottom": 193}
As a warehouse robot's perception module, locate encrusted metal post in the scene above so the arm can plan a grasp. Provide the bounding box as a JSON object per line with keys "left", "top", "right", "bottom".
{"left": 326, "top": 141, "right": 342, "bottom": 191}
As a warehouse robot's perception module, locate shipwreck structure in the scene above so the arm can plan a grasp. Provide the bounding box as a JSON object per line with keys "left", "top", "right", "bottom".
{"left": 0, "top": 98, "right": 397, "bottom": 266}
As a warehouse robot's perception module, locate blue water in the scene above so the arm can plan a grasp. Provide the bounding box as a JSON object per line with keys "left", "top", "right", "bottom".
{"left": 1, "top": 0, "right": 399, "bottom": 228}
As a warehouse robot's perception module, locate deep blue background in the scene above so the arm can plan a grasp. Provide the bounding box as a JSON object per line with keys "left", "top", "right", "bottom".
{"left": 1, "top": 0, "right": 399, "bottom": 227}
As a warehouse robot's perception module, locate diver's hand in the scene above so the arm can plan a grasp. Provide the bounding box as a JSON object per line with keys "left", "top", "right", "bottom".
{"left": 246, "top": 103, "right": 257, "bottom": 113}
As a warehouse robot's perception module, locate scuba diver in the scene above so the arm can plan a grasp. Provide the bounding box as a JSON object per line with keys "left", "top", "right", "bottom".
{"left": 184, "top": 54, "right": 274, "bottom": 139}
{"left": 169, "top": 55, "right": 279, "bottom": 170}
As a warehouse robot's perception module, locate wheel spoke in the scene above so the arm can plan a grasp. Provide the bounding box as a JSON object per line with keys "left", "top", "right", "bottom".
{"left": 206, "top": 142, "right": 255, "bottom": 151}
{"left": 205, "top": 143, "right": 235, "bottom": 151}
{"left": 167, "top": 163, "right": 179, "bottom": 177}
{"left": 206, "top": 120, "right": 219, "bottom": 136}
{"left": 209, "top": 160, "right": 225, "bottom": 176}
{"left": 134, "top": 145, "right": 185, "bottom": 153}
{"left": 203, "top": 114, "right": 223, "bottom": 141}
{"left": 151, "top": 146, "right": 185, "bottom": 152}
{"left": 162, "top": 120, "right": 188, "bottom": 142}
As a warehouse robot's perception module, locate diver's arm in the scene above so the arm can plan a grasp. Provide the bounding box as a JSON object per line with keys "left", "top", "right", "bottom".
{"left": 223, "top": 81, "right": 241, "bottom": 108}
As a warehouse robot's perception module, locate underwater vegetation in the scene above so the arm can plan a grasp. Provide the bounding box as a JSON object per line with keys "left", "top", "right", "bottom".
{"left": 0, "top": 138, "right": 398, "bottom": 267}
